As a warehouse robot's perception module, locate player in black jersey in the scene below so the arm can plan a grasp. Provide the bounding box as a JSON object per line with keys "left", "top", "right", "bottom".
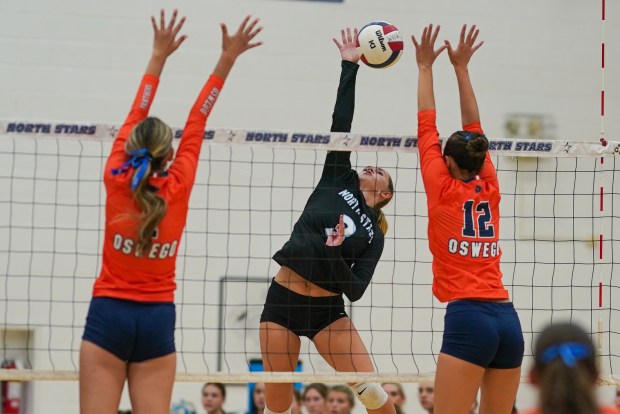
{"left": 259, "top": 28, "right": 396, "bottom": 414}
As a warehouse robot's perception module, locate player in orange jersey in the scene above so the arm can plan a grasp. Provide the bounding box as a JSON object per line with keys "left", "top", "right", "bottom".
{"left": 412, "top": 24, "right": 524, "bottom": 414}
{"left": 79, "top": 10, "right": 262, "bottom": 414}
{"left": 522, "top": 323, "right": 620, "bottom": 414}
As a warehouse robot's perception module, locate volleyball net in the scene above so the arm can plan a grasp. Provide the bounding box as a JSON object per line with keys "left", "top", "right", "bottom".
{"left": 0, "top": 122, "right": 618, "bottom": 383}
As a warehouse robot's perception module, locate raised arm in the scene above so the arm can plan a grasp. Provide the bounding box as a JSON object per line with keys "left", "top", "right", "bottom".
{"left": 167, "top": 16, "right": 263, "bottom": 194}
{"left": 412, "top": 24, "right": 450, "bottom": 204}
{"left": 412, "top": 24, "right": 446, "bottom": 112}
{"left": 445, "top": 25, "right": 497, "bottom": 182}
{"left": 321, "top": 28, "right": 360, "bottom": 180}
{"left": 445, "top": 25, "right": 484, "bottom": 127}
{"left": 106, "top": 10, "right": 187, "bottom": 174}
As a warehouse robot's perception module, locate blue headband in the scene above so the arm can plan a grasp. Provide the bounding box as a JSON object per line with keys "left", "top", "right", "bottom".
{"left": 540, "top": 342, "right": 591, "bottom": 368}
{"left": 111, "top": 148, "right": 152, "bottom": 190}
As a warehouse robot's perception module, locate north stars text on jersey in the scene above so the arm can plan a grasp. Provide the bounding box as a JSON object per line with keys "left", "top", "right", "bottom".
{"left": 112, "top": 233, "right": 178, "bottom": 259}
{"left": 447, "top": 238, "right": 500, "bottom": 258}
{"left": 338, "top": 189, "right": 374, "bottom": 242}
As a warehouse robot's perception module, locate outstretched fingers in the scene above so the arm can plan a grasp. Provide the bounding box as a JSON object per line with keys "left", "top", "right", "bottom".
{"left": 466, "top": 24, "right": 477, "bottom": 44}
{"left": 244, "top": 16, "right": 259, "bottom": 36}
{"left": 167, "top": 9, "right": 177, "bottom": 31}
{"left": 430, "top": 24, "right": 441, "bottom": 46}
{"left": 221, "top": 16, "right": 264, "bottom": 56}
{"left": 236, "top": 15, "right": 251, "bottom": 35}
{"left": 172, "top": 16, "right": 186, "bottom": 36}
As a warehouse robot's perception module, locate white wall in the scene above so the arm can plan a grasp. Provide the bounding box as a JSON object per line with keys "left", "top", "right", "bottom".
{"left": 1, "top": 0, "right": 620, "bottom": 139}
{"left": 1, "top": 0, "right": 619, "bottom": 413}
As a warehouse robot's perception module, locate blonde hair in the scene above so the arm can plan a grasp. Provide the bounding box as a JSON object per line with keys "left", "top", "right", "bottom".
{"left": 373, "top": 173, "right": 394, "bottom": 235}
{"left": 125, "top": 117, "right": 173, "bottom": 256}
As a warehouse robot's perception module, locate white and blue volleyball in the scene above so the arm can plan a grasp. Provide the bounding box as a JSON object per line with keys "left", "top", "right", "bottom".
{"left": 356, "top": 21, "right": 404, "bottom": 69}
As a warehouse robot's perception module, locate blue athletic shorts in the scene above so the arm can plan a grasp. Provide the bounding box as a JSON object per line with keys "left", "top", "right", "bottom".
{"left": 82, "top": 296, "right": 176, "bottom": 362}
{"left": 441, "top": 300, "right": 524, "bottom": 369}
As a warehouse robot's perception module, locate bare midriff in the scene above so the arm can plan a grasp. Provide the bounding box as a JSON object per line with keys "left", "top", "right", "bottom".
{"left": 274, "top": 266, "right": 339, "bottom": 297}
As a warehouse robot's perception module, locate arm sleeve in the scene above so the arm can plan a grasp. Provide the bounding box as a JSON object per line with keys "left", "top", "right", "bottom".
{"left": 325, "top": 237, "right": 384, "bottom": 302}
{"left": 321, "top": 60, "right": 359, "bottom": 180}
{"left": 417, "top": 109, "right": 451, "bottom": 206}
{"left": 463, "top": 121, "right": 498, "bottom": 186}
{"left": 167, "top": 74, "right": 225, "bottom": 196}
{"left": 105, "top": 74, "right": 159, "bottom": 177}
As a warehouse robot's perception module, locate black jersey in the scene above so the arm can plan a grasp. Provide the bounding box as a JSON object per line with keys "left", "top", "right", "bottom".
{"left": 273, "top": 61, "right": 384, "bottom": 302}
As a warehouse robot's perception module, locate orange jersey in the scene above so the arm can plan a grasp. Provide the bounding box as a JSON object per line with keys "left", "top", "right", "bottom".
{"left": 93, "top": 73, "right": 224, "bottom": 302}
{"left": 418, "top": 109, "right": 508, "bottom": 302}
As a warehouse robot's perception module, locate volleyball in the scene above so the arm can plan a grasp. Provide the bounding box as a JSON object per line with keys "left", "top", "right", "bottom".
{"left": 356, "top": 21, "right": 404, "bottom": 68}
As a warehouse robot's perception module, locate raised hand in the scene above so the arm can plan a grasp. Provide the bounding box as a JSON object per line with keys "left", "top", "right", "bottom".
{"left": 411, "top": 24, "right": 446, "bottom": 69}
{"left": 220, "top": 16, "right": 263, "bottom": 60}
{"left": 445, "top": 24, "right": 484, "bottom": 69}
{"left": 326, "top": 215, "right": 345, "bottom": 247}
{"left": 151, "top": 9, "right": 187, "bottom": 59}
{"left": 333, "top": 28, "right": 360, "bottom": 63}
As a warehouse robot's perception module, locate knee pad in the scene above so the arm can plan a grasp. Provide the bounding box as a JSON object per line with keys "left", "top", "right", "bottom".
{"left": 349, "top": 382, "right": 389, "bottom": 410}
{"left": 265, "top": 407, "right": 291, "bottom": 414}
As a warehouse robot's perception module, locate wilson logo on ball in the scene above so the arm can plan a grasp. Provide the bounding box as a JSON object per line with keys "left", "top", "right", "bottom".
{"left": 356, "top": 21, "right": 404, "bottom": 69}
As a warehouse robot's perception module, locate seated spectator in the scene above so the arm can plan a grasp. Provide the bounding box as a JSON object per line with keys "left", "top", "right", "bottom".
{"left": 382, "top": 383, "right": 406, "bottom": 412}
{"left": 202, "top": 383, "right": 226, "bottom": 414}
{"left": 418, "top": 378, "right": 434, "bottom": 413}
{"left": 303, "top": 383, "right": 328, "bottom": 414}
{"left": 326, "top": 385, "right": 355, "bottom": 414}
{"left": 250, "top": 382, "right": 266, "bottom": 414}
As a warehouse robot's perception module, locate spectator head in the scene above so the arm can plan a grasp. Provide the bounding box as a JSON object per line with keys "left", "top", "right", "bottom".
{"left": 202, "top": 383, "right": 226, "bottom": 414}
{"left": 382, "top": 383, "right": 406, "bottom": 407}
{"left": 303, "top": 383, "right": 328, "bottom": 414}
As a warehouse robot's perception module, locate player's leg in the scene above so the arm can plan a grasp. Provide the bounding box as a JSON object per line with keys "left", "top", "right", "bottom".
{"left": 259, "top": 276, "right": 306, "bottom": 413}
{"left": 127, "top": 353, "right": 177, "bottom": 414}
{"left": 312, "top": 317, "right": 396, "bottom": 414}
{"left": 479, "top": 302, "right": 524, "bottom": 414}
{"left": 260, "top": 321, "right": 302, "bottom": 412}
{"left": 126, "top": 301, "right": 177, "bottom": 414}
{"left": 79, "top": 340, "right": 127, "bottom": 414}
{"left": 434, "top": 300, "right": 500, "bottom": 414}
{"left": 434, "top": 353, "right": 485, "bottom": 414}
{"left": 80, "top": 297, "right": 134, "bottom": 414}
{"left": 479, "top": 367, "right": 521, "bottom": 414}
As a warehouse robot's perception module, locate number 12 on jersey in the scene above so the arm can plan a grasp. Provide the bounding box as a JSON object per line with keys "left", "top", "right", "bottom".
{"left": 462, "top": 200, "right": 495, "bottom": 238}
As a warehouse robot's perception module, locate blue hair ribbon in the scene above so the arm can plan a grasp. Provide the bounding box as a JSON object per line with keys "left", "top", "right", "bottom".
{"left": 464, "top": 133, "right": 472, "bottom": 141}
{"left": 111, "top": 148, "right": 152, "bottom": 190}
{"left": 540, "top": 342, "right": 591, "bottom": 368}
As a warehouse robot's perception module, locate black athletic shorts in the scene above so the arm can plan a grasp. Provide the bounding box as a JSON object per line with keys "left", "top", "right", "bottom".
{"left": 260, "top": 279, "right": 348, "bottom": 339}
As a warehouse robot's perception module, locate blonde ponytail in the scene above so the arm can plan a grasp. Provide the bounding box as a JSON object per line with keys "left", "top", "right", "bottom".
{"left": 124, "top": 117, "right": 173, "bottom": 256}
{"left": 376, "top": 209, "right": 388, "bottom": 234}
